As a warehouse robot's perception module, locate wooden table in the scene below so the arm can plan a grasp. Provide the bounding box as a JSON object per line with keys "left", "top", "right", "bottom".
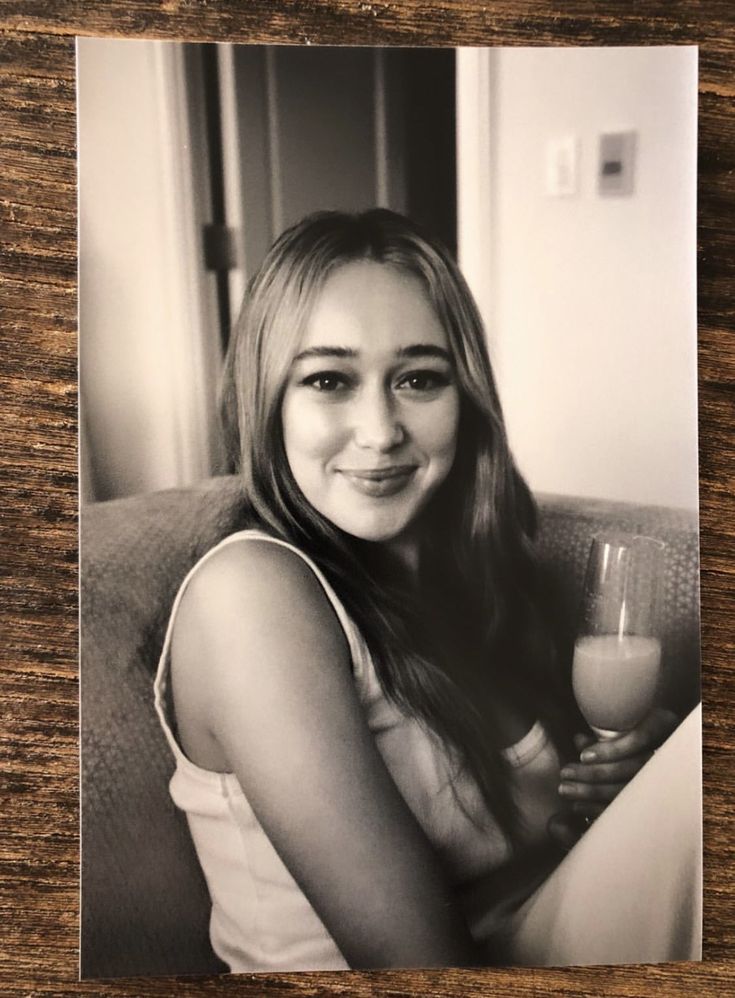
{"left": 1, "top": 2, "right": 733, "bottom": 996}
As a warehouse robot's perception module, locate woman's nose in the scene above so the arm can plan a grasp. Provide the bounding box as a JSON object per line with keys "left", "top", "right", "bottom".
{"left": 352, "top": 388, "right": 405, "bottom": 451}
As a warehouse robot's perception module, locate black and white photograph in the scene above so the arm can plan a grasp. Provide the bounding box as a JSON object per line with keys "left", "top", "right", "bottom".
{"left": 78, "top": 40, "right": 702, "bottom": 980}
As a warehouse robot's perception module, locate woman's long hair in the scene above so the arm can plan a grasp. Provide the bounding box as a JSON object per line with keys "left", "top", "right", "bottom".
{"left": 221, "top": 209, "right": 575, "bottom": 845}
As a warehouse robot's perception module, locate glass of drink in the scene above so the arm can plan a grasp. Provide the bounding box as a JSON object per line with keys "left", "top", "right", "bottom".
{"left": 572, "top": 533, "right": 665, "bottom": 740}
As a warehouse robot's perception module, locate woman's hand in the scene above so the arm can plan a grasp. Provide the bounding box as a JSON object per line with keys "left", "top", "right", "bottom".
{"left": 548, "top": 708, "right": 679, "bottom": 849}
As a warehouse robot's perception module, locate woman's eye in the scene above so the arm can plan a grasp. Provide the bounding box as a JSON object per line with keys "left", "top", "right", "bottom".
{"left": 301, "top": 371, "right": 351, "bottom": 393}
{"left": 396, "top": 370, "right": 451, "bottom": 392}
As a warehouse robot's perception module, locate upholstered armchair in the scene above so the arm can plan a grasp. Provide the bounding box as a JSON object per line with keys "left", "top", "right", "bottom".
{"left": 80, "top": 476, "right": 700, "bottom": 978}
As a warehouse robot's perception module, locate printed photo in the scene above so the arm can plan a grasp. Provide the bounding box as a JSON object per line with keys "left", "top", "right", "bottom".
{"left": 78, "top": 40, "right": 702, "bottom": 979}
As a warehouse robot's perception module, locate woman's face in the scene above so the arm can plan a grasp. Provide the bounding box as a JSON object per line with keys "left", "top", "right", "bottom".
{"left": 281, "top": 259, "right": 460, "bottom": 547}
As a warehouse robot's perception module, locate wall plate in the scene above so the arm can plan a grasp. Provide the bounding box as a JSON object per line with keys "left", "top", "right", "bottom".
{"left": 598, "top": 130, "right": 637, "bottom": 196}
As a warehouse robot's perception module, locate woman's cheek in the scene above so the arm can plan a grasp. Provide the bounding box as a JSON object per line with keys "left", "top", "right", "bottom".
{"left": 284, "top": 396, "right": 345, "bottom": 460}
{"left": 424, "top": 394, "right": 460, "bottom": 460}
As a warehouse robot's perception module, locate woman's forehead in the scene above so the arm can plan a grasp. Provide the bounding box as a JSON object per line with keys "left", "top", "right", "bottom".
{"left": 296, "top": 259, "right": 448, "bottom": 353}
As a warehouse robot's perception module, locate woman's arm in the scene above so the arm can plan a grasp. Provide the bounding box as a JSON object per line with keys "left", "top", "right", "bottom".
{"left": 171, "top": 539, "right": 479, "bottom": 970}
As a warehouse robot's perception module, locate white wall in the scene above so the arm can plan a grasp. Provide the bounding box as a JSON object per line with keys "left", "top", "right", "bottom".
{"left": 78, "top": 38, "right": 220, "bottom": 500}
{"left": 459, "top": 47, "right": 698, "bottom": 511}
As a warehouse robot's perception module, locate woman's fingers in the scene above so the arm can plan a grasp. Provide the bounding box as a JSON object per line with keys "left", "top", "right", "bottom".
{"left": 553, "top": 710, "right": 680, "bottom": 825}
{"left": 559, "top": 751, "right": 653, "bottom": 802}
{"left": 577, "top": 708, "right": 678, "bottom": 764}
{"left": 559, "top": 753, "right": 652, "bottom": 785}
{"left": 558, "top": 779, "right": 627, "bottom": 803}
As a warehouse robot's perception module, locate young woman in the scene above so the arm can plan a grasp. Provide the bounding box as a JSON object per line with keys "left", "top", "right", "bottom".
{"left": 154, "top": 209, "right": 682, "bottom": 972}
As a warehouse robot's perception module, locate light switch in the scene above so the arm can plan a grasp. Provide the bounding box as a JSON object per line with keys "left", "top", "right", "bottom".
{"left": 598, "top": 130, "right": 637, "bottom": 196}
{"left": 545, "top": 136, "right": 578, "bottom": 197}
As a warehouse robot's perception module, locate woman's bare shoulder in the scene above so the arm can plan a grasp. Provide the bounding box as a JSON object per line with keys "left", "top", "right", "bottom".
{"left": 172, "top": 534, "right": 350, "bottom": 687}
{"left": 191, "top": 532, "right": 315, "bottom": 582}
{"left": 184, "top": 534, "right": 331, "bottom": 612}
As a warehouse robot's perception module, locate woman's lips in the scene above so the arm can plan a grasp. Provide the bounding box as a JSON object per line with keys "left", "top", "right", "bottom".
{"left": 338, "top": 466, "right": 417, "bottom": 497}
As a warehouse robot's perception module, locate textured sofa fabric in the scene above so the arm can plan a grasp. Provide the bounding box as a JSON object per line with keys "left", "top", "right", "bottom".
{"left": 80, "top": 477, "right": 246, "bottom": 978}
{"left": 80, "top": 476, "right": 701, "bottom": 978}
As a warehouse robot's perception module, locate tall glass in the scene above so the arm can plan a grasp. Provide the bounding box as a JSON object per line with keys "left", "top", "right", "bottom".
{"left": 572, "top": 534, "right": 665, "bottom": 740}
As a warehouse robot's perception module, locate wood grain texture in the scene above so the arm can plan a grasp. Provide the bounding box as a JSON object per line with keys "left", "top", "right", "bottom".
{"left": 1, "top": 2, "right": 733, "bottom": 995}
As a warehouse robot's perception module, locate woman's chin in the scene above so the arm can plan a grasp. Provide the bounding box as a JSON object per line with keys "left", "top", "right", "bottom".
{"left": 328, "top": 498, "right": 433, "bottom": 547}
{"left": 341, "top": 522, "right": 411, "bottom": 545}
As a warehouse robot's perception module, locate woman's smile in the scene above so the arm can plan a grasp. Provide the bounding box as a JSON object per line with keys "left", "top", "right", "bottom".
{"left": 337, "top": 465, "right": 418, "bottom": 497}
{"left": 281, "top": 259, "right": 460, "bottom": 547}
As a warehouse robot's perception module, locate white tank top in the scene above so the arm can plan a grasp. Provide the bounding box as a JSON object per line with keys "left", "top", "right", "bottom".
{"left": 153, "top": 529, "right": 562, "bottom": 972}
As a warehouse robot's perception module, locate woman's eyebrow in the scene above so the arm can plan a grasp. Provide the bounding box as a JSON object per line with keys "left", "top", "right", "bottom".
{"left": 396, "top": 344, "right": 452, "bottom": 362}
{"left": 292, "top": 346, "right": 357, "bottom": 362}
{"left": 292, "top": 344, "right": 452, "bottom": 362}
